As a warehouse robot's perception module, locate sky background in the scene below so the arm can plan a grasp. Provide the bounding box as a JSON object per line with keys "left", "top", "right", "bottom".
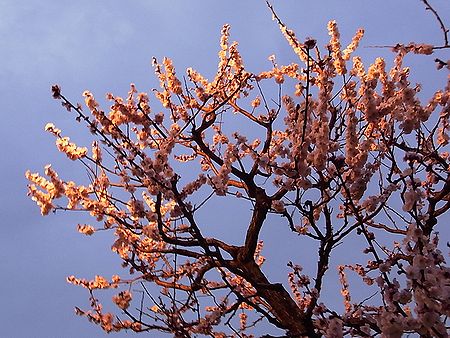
{"left": 1, "top": 1, "right": 449, "bottom": 337}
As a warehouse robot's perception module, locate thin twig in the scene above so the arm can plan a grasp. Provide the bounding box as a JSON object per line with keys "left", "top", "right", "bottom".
{"left": 420, "top": 0, "right": 449, "bottom": 47}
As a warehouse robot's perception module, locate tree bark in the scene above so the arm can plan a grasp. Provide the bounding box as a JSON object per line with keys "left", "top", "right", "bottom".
{"left": 239, "top": 259, "right": 320, "bottom": 338}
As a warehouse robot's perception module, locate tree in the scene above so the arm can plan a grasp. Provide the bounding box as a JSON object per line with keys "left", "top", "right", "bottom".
{"left": 26, "top": 2, "right": 450, "bottom": 337}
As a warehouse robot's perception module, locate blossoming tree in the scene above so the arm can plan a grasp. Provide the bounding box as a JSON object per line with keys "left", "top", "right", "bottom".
{"left": 27, "top": 2, "right": 450, "bottom": 337}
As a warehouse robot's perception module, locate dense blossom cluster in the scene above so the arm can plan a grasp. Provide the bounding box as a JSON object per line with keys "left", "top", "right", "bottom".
{"left": 27, "top": 6, "right": 450, "bottom": 338}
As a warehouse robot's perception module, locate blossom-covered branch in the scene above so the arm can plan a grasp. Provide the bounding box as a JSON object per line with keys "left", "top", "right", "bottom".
{"left": 27, "top": 3, "right": 450, "bottom": 337}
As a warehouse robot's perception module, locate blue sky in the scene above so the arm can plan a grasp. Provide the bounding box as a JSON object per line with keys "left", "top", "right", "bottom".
{"left": 1, "top": 1, "right": 449, "bottom": 337}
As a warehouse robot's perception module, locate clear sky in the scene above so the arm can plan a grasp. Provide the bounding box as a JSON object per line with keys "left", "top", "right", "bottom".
{"left": 1, "top": 1, "right": 449, "bottom": 337}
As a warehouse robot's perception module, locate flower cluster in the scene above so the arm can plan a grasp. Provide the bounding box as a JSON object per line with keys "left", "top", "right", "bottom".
{"left": 67, "top": 275, "right": 119, "bottom": 290}
{"left": 55, "top": 137, "right": 88, "bottom": 160}
{"left": 327, "top": 20, "right": 347, "bottom": 75}
{"left": 77, "top": 224, "right": 95, "bottom": 236}
{"left": 112, "top": 290, "right": 132, "bottom": 310}
{"left": 26, "top": 165, "right": 65, "bottom": 215}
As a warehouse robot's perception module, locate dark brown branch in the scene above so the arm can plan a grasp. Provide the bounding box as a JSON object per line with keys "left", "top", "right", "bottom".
{"left": 230, "top": 259, "right": 320, "bottom": 338}
{"left": 239, "top": 187, "right": 271, "bottom": 263}
{"left": 420, "top": 0, "right": 449, "bottom": 47}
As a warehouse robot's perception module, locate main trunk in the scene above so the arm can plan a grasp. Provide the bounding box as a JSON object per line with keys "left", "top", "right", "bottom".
{"left": 240, "top": 260, "right": 320, "bottom": 338}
